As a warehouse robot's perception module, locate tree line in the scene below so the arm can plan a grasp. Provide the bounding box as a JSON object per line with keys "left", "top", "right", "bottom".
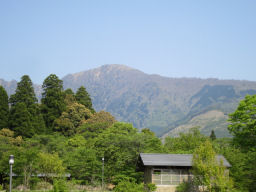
{"left": 0, "top": 74, "right": 255, "bottom": 191}
{"left": 0, "top": 74, "right": 94, "bottom": 137}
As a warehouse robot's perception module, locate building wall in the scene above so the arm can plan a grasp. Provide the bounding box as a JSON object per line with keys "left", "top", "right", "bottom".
{"left": 144, "top": 166, "right": 152, "bottom": 184}
{"left": 150, "top": 166, "right": 192, "bottom": 192}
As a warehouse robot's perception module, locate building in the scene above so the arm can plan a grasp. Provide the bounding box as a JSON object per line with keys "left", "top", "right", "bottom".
{"left": 137, "top": 153, "right": 231, "bottom": 192}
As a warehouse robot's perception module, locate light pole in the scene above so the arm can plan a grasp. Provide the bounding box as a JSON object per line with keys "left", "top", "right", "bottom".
{"left": 102, "top": 157, "right": 104, "bottom": 192}
{"left": 9, "top": 155, "right": 14, "bottom": 192}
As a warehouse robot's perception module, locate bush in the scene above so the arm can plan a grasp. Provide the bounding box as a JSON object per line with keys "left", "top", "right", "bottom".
{"left": 114, "top": 180, "right": 145, "bottom": 192}
{"left": 176, "top": 181, "right": 198, "bottom": 192}
{"left": 52, "top": 179, "right": 68, "bottom": 192}
{"left": 145, "top": 183, "right": 157, "bottom": 192}
{"left": 176, "top": 182, "right": 190, "bottom": 192}
{"left": 112, "top": 175, "right": 136, "bottom": 185}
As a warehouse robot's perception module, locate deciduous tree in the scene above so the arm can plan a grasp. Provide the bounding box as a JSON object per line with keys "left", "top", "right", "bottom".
{"left": 228, "top": 94, "right": 256, "bottom": 151}
{"left": 192, "top": 140, "right": 233, "bottom": 192}
{"left": 228, "top": 95, "right": 256, "bottom": 191}
{"left": 54, "top": 103, "right": 92, "bottom": 136}
{"left": 37, "top": 152, "right": 65, "bottom": 182}
{"left": 164, "top": 127, "right": 207, "bottom": 153}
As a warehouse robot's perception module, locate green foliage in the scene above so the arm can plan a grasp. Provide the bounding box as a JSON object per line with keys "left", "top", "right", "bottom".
{"left": 228, "top": 95, "right": 256, "bottom": 191}
{"left": 9, "top": 102, "right": 34, "bottom": 137}
{"left": 37, "top": 152, "right": 65, "bottom": 182}
{"left": 214, "top": 140, "right": 249, "bottom": 191}
{"left": 114, "top": 180, "right": 144, "bottom": 192}
{"left": 140, "top": 128, "right": 164, "bottom": 153}
{"left": 0, "top": 128, "right": 23, "bottom": 146}
{"left": 94, "top": 122, "right": 141, "bottom": 180}
{"left": 64, "top": 88, "right": 74, "bottom": 97}
{"left": 75, "top": 86, "right": 95, "bottom": 113}
{"left": 54, "top": 103, "right": 92, "bottom": 136}
{"left": 28, "top": 103, "right": 46, "bottom": 134}
{"left": 164, "top": 127, "right": 207, "bottom": 153}
{"left": 86, "top": 111, "right": 116, "bottom": 125}
{"left": 52, "top": 179, "right": 68, "bottom": 192}
{"left": 176, "top": 181, "right": 196, "bottom": 192}
{"left": 41, "top": 74, "right": 65, "bottom": 131}
{"left": 0, "top": 129, "right": 23, "bottom": 188}
{"left": 2, "top": 73, "right": 256, "bottom": 191}
{"left": 13, "top": 146, "right": 39, "bottom": 189}
{"left": 9, "top": 75, "right": 45, "bottom": 137}
{"left": 26, "top": 134, "right": 67, "bottom": 156}
{"left": 65, "top": 147, "right": 100, "bottom": 183}
{"left": 0, "top": 86, "right": 9, "bottom": 129}
{"left": 192, "top": 140, "right": 234, "bottom": 191}
{"left": 145, "top": 183, "right": 157, "bottom": 192}
{"left": 66, "top": 135, "right": 87, "bottom": 147}
{"left": 9, "top": 75, "right": 37, "bottom": 107}
{"left": 78, "top": 111, "right": 116, "bottom": 139}
{"left": 245, "top": 149, "right": 256, "bottom": 191}
{"left": 228, "top": 94, "right": 256, "bottom": 151}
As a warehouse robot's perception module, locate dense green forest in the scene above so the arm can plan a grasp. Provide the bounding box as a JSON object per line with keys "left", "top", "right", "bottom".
{"left": 0, "top": 74, "right": 255, "bottom": 192}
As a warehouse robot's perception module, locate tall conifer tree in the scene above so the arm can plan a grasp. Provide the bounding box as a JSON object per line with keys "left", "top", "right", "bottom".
{"left": 210, "top": 130, "right": 216, "bottom": 141}
{"left": 41, "top": 74, "right": 65, "bottom": 131}
{"left": 9, "top": 75, "right": 37, "bottom": 107}
{"left": 75, "top": 86, "right": 95, "bottom": 112}
{"left": 9, "top": 75, "right": 45, "bottom": 137}
{"left": 9, "top": 102, "right": 34, "bottom": 137}
{"left": 0, "top": 86, "right": 9, "bottom": 129}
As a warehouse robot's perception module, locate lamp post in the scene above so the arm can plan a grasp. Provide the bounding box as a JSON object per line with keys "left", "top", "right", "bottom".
{"left": 9, "top": 155, "right": 14, "bottom": 192}
{"left": 102, "top": 157, "right": 104, "bottom": 192}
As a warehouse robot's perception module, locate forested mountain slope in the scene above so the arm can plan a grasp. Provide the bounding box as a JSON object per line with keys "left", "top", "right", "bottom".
{"left": 61, "top": 64, "right": 256, "bottom": 137}
{"left": 2, "top": 64, "right": 256, "bottom": 137}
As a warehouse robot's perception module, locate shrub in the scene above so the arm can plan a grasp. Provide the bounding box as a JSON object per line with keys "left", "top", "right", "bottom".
{"left": 145, "top": 183, "right": 157, "bottom": 192}
{"left": 114, "top": 180, "right": 144, "bottom": 192}
{"left": 52, "top": 179, "right": 68, "bottom": 192}
{"left": 176, "top": 181, "right": 199, "bottom": 192}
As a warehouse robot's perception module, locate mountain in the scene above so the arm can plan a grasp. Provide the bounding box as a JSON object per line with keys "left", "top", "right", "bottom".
{"left": 0, "top": 79, "right": 17, "bottom": 95}
{"left": 61, "top": 64, "right": 256, "bottom": 137}
{"left": 1, "top": 64, "right": 256, "bottom": 137}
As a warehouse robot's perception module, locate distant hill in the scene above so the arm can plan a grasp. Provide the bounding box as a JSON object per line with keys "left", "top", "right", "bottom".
{"left": 0, "top": 79, "right": 17, "bottom": 95}
{"left": 2, "top": 64, "right": 256, "bottom": 137}
{"left": 61, "top": 64, "right": 256, "bottom": 137}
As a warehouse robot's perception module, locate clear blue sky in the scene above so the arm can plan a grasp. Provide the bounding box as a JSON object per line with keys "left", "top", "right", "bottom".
{"left": 0, "top": 0, "right": 256, "bottom": 84}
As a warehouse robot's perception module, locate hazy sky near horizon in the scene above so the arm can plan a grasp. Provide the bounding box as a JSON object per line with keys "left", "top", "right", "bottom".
{"left": 0, "top": 0, "right": 256, "bottom": 84}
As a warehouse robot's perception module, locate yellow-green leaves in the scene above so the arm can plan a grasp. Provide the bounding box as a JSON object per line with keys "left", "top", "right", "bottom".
{"left": 192, "top": 140, "right": 233, "bottom": 192}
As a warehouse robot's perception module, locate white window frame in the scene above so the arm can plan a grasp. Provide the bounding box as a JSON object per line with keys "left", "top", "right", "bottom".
{"left": 152, "top": 168, "right": 192, "bottom": 185}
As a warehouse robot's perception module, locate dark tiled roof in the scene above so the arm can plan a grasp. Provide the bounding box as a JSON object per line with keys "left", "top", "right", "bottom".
{"left": 140, "top": 153, "right": 231, "bottom": 167}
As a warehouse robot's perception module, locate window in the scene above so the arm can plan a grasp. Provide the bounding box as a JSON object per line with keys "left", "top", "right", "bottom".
{"left": 152, "top": 170, "right": 161, "bottom": 184}
{"left": 152, "top": 168, "right": 192, "bottom": 185}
